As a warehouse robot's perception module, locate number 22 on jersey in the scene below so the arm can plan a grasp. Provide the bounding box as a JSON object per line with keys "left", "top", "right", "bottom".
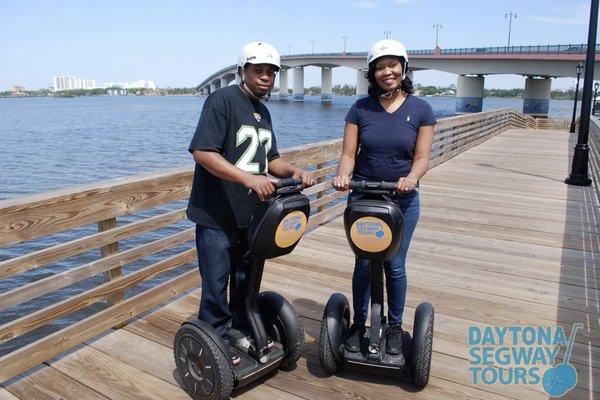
{"left": 235, "top": 125, "right": 272, "bottom": 174}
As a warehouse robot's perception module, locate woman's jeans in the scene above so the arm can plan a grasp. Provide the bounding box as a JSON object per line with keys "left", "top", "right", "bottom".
{"left": 195, "top": 225, "right": 252, "bottom": 339}
{"left": 349, "top": 191, "right": 420, "bottom": 328}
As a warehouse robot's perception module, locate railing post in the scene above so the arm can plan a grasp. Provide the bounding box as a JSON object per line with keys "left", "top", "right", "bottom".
{"left": 98, "top": 217, "right": 125, "bottom": 326}
{"left": 316, "top": 159, "right": 327, "bottom": 213}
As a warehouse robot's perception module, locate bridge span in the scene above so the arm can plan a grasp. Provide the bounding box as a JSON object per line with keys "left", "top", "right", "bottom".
{"left": 197, "top": 43, "right": 600, "bottom": 117}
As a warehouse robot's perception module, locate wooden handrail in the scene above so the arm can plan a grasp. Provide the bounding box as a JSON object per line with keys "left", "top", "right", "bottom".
{"left": 0, "top": 107, "right": 539, "bottom": 383}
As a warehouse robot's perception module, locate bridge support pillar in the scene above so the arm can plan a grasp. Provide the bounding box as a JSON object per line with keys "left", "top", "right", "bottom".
{"left": 456, "top": 75, "right": 484, "bottom": 113}
{"left": 293, "top": 67, "right": 304, "bottom": 102}
{"left": 321, "top": 67, "right": 332, "bottom": 102}
{"left": 356, "top": 69, "right": 369, "bottom": 97}
{"left": 235, "top": 73, "right": 241, "bottom": 84}
{"left": 220, "top": 78, "right": 228, "bottom": 88}
{"left": 279, "top": 69, "right": 288, "bottom": 100}
{"left": 406, "top": 71, "right": 414, "bottom": 82}
{"left": 523, "top": 77, "right": 551, "bottom": 117}
{"left": 210, "top": 83, "right": 217, "bottom": 94}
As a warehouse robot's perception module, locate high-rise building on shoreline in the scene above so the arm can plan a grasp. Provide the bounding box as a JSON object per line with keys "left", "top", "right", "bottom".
{"left": 52, "top": 75, "right": 157, "bottom": 91}
{"left": 103, "top": 80, "right": 157, "bottom": 89}
{"left": 52, "top": 75, "right": 96, "bottom": 91}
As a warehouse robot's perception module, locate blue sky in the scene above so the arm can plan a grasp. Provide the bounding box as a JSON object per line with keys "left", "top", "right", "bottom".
{"left": 0, "top": 0, "right": 595, "bottom": 91}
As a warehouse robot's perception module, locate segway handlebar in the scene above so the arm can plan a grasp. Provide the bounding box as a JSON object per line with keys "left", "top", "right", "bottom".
{"left": 274, "top": 177, "right": 303, "bottom": 189}
{"left": 349, "top": 181, "right": 398, "bottom": 192}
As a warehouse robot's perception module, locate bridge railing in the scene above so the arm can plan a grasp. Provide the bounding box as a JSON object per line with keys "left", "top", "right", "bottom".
{"left": 0, "top": 108, "right": 538, "bottom": 382}
{"left": 440, "top": 43, "right": 600, "bottom": 55}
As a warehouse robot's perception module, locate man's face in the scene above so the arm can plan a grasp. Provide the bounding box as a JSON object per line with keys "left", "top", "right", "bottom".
{"left": 244, "top": 63, "right": 277, "bottom": 97}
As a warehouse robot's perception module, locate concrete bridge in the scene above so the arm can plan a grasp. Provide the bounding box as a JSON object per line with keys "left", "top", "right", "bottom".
{"left": 197, "top": 43, "right": 600, "bottom": 117}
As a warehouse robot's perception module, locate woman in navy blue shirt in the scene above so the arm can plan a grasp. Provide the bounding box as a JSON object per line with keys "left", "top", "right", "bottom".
{"left": 332, "top": 39, "right": 436, "bottom": 355}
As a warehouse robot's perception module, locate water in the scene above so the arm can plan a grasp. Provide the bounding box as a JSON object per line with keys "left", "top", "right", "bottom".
{"left": 0, "top": 95, "right": 576, "bottom": 199}
{"left": 0, "top": 94, "right": 575, "bottom": 355}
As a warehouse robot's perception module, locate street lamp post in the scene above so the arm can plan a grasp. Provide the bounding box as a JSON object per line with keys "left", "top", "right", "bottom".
{"left": 593, "top": 82, "right": 599, "bottom": 115}
{"left": 342, "top": 35, "right": 348, "bottom": 53}
{"left": 286, "top": 45, "right": 291, "bottom": 56}
{"left": 505, "top": 12, "right": 517, "bottom": 47}
{"left": 310, "top": 40, "right": 316, "bottom": 55}
{"left": 565, "top": 0, "right": 597, "bottom": 186}
{"left": 433, "top": 23, "right": 442, "bottom": 47}
{"left": 569, "top": 63, "right": 583, "bottom": 133}
{"left": 384, "top": 30, "right": 392, "bottom": 39}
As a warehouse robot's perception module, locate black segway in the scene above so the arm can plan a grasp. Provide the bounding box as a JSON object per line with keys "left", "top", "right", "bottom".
{"left": 174, "top": 178, "right": 309, "bottom": 400}
{"left": 319, "top": 181, "right": 434, "bottom": 388}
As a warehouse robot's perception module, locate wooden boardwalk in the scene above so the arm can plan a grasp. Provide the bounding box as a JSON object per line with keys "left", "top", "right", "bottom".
{"left": 2, "top": 128, "right": 598, "bottom": 399}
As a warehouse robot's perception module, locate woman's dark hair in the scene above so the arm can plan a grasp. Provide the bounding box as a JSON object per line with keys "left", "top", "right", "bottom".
{"left": 366, "top": 56, "right": 414, "bottom": 97}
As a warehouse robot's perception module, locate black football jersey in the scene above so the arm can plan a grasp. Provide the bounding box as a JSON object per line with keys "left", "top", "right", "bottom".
{"left": 187, "top": 85, "right": 280, "bottom": 229}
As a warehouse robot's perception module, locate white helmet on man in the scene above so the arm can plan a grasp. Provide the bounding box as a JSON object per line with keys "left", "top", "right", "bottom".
{"left": 367, "top": 39, "right": 409, "bottom": 79}
{"left": 238, "top": 41, "right": 281, "bottom": 71}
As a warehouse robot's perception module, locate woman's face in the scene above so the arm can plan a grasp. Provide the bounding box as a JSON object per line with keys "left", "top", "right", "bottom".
{"left": 243, "top": 63, "right": 277, "bottom": 97}
{"left": 374, "top": 56, "right": 404, "bottom": 92}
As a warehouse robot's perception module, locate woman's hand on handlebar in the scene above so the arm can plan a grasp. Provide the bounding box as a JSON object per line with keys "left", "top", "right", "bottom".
{"left": 245, "top": 175, "right": 277, "bottom": 201}
{"left": 396, "top": 176, "right": 418, "bottom": 193}
{"left": 292, "top": 170, "right": 316, "bottom": 189}
{"left": 332, "top": 175, "right": 351, "bottom": 191}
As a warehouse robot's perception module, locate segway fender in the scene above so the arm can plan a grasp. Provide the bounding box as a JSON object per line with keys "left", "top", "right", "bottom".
{"left": 180, "top": 320, "right": 229, "bottom": 356}
{"left": 323, "top": 293, "right": 350, "bottom": 353}
{"left": 259, "top": 291, "right": 300, "bottom": 351}
{"left": 411, "top": 302, "right": 434, "bottom": 364}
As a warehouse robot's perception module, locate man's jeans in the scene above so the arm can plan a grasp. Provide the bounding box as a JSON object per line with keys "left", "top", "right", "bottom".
{"left": 349, "top": 191, "right": 420, "bottom": 327}
{"left": 195, "top": 225, "right": 252, "bottom": 339}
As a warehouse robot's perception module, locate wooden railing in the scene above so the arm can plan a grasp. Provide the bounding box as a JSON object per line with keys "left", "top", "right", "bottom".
{"left": 589, "top": 117, "right": 600, "bottom": 202}
{"left": 0, "top": 107, "right": 538, "bottom": 382}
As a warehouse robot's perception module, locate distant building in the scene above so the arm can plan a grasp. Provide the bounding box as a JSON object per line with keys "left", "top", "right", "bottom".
{"left": 10, "top": 85, "right": 25, "bottom": 93}
{"left": 52, "top": 75, "right": 97, "bottom": 91}
{"left": 118, "top": 80, "right": 157, "bottom": 89}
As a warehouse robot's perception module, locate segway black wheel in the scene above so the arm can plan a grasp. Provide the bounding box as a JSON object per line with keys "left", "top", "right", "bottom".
{"left": 174, "top": 324, "right": 233, "bottom": 400}
{"left": 260, "top": 291, "right": 305, "bottom": 370}
{"left": 411, "top": 302, "right": 434, "bottom": 389}
{"left": 319, "top": 315, "right": 341, "bottom": 374}
{"left": 318, "top": 293, "right": 350, "bottom": 375}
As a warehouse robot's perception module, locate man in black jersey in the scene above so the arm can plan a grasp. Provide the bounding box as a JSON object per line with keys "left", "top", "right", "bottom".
{"left": 187, "top": 42, "right": 314, "bottom": 358}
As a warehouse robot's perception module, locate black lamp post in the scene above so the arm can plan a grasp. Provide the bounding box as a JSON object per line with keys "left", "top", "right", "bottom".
{"left": 593, "top": 82, "right": 599, "bottom": 115}
{"left": 569, "top": 63, "right": 583, "bottom": 133}
{"left": 565, "top": 0, "right": 597, "bottom": 186}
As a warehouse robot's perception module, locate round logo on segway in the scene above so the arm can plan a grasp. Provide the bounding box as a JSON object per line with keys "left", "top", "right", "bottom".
{"left": 349, "top": 217, "right": 392, "bottom": 252}
{"left": 275, "top": 211, "right": 307, "bottom": 248}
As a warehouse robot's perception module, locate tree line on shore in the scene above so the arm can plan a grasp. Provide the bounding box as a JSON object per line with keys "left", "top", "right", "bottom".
{"left": 1, "top": 85, "right": 582, "bottom": 100}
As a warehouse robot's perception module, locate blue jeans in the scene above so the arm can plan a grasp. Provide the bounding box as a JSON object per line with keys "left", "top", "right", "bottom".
{"left": 349, "top": 191, "right": 420, "bottom": 327}
{"left": 195, "top": 225, "right": 252, "bottom": 339}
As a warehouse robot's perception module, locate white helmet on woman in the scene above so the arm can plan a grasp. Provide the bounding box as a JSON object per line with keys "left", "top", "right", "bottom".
{"left": 238, "top": 41, "right": 281, "bottom": 71}
{"left": 367, "top": 39, "right": 409, "bottom": 79}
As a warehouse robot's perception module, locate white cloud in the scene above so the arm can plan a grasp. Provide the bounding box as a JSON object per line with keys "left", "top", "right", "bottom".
{"left": 530, "top": 3, "right": 589, "bottom": 25}
{"left": 349, "top": 0, "right": 378, "bottom": 8}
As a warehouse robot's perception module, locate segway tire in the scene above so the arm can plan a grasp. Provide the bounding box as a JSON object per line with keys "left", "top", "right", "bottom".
{"left": 319, "top": 315, "right": 340, "bottom": 374}
{"left": 411, "top": 303, "right": 434, "bottom": 389}
{"left": 174, "top": 324, "right": 233, "bottom": 400}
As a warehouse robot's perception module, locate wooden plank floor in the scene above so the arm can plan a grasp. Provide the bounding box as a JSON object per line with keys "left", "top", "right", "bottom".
{"left": 2, "top": 128, "right": 599, "bottom": 399}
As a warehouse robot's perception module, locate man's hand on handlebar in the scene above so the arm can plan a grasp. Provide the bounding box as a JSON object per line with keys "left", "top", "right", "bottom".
{"left": 244, "top": 175, "right": 277, "bottom": 201}
{"left": 292, "top": 170, "right": 316, "bottom": 189}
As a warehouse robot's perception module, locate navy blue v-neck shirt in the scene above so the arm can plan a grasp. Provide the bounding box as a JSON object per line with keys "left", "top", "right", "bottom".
{"left": 345, "top": 94, "right": 436, "bottom": 182}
